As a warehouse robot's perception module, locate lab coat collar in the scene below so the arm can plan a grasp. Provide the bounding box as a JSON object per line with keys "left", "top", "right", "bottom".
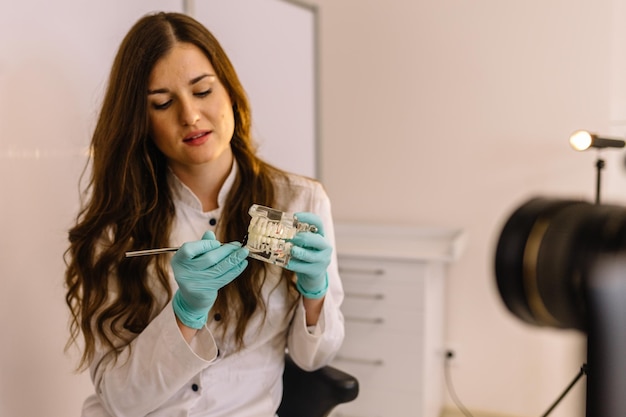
{"left": 167, "top": 161, "right": 239, "bottom": 213}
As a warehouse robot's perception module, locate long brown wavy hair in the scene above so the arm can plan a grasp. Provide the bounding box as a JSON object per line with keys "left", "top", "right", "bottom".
{"left": 64, "top": 12, "right": 296, "bottom": 370}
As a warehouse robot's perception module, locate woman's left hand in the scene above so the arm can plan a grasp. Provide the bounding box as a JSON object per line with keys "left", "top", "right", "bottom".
{"left": 285, "top": 212, "right": 332, "bottom": 299}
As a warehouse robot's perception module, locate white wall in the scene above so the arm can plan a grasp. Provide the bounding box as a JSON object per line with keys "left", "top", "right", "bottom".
{"left": 313, "top": 0, "right": 626, "bottom": 416}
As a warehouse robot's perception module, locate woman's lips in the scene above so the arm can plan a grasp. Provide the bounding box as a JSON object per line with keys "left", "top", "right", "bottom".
{"left": 183, "top": 130, "right": 210, "bottom": 146}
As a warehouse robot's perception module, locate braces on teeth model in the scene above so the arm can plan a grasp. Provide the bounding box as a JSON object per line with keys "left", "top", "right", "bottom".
{"left": 244, "top": 204, "right": 317, "bottom": 266}
{"left": 125, "top": 204, "right": 317, "bottom": 267}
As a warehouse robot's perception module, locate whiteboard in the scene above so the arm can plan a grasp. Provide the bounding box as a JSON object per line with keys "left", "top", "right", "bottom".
{"left": 193, "top": 0, "right": 319, "bottom": 178}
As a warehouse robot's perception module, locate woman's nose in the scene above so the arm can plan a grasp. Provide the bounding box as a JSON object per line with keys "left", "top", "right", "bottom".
{"left": 180, "top": 99, "right": 200, "bottom": 126}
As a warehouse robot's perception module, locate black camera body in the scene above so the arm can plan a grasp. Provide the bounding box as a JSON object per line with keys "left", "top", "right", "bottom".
{"left": 495, "top": 197, "right": 626, "bottom": 416}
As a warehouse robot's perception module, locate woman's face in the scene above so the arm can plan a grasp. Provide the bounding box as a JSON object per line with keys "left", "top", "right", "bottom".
{"left": 147, "top": 42, "right": 235, "bottom": 173}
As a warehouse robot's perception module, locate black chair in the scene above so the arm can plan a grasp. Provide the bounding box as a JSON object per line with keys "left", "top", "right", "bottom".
{"left": 278, "top": 354, "right": 359, "bottom": 417}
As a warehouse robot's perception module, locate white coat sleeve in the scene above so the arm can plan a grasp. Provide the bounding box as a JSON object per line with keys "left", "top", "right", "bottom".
{"left": 286, "top": 184, "right": 345, "bottom": 371}
{"left": 89, "top": 301, "right": 217, "bottom": 417}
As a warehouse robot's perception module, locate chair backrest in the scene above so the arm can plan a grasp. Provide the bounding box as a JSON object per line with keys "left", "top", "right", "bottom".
{"left": 277, "top": 354, "right": 359, "bottom": 417}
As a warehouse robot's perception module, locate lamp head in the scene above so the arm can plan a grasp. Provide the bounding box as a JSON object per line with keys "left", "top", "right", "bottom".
{"left": 569, "top": 130, "right": 625, "bottom": 151}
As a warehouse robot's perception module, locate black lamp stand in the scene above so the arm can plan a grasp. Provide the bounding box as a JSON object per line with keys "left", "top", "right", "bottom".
{"left": 595, "top": 157, "right": 604, "bottom": 204}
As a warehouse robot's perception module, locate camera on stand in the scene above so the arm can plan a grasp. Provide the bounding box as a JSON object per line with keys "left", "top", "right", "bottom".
{"left": 494, "top": 197, "right": 626, "bottom": 417}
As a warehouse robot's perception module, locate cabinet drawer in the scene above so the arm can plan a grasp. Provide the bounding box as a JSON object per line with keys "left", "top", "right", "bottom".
{"left": 333, "top": 330, "right": 444, "bottom": 417}
{"left": 342, "top": 278, "right": 426, "bottom": 314}
{"left": 342, "top": 283, "right": 424, "bottom": 313}
{"left": 339, "top": 256, "right": 432, "bottom": 333}
{"left": 338, "top": 256, "right": 429, "bottom": 285}
{"left": 342, "top": 296, "right": 427, "bottom": 332}
{"left": 335, "top": 328, "right": 423, "bottom": 388}
{"left": 339, "top": 325, "right": 423, "bottom": 362}
{"left": 340, "top": 257, "right": 431, "bottom": 300}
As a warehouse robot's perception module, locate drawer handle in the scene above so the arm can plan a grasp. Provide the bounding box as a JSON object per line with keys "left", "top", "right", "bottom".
{"left": 335, "top": 355, "right": 384, "bottom": 367}
{"left": 339, "top": 267, "right": 385, "bottom": 276}
{"left": 344, "top": 316, "right": 384, "bottom": 324}
{"left": 345, "top": 291, "right": 385, "bottom": 300}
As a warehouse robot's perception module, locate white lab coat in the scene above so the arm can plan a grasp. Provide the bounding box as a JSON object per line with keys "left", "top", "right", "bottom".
{"left": 81, "top": 163, "right": 345, "bottom": 417}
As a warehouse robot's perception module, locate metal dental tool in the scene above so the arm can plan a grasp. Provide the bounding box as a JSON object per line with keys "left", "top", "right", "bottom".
{"left": 125, "top": 247, "right": 180, "bottom": 257}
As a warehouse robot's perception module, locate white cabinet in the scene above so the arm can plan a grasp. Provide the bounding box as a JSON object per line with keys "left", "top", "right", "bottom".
{"left": 330, "top": 224, "right": 465, "bottom": 417}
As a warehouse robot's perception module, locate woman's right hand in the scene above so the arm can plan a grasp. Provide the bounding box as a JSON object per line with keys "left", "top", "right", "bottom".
{"left": 171, "top": 231, "right": 249, "bottom": 329}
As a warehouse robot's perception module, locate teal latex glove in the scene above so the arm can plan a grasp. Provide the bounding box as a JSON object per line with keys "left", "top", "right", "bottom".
{"left": 171, "top": 231, "right": 249, "bottom": 329}
{"left": 285, "top": 212, "right": 332, "bottom": 299}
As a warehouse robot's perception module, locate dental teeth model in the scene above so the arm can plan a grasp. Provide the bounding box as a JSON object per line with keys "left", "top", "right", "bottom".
{"left": 245, "top": 204, "right": 317, "bottom": 266}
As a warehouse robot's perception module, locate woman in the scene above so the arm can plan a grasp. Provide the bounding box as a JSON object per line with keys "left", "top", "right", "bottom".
{"left": 64, "top": 11, "right": 344, "bottom": 417}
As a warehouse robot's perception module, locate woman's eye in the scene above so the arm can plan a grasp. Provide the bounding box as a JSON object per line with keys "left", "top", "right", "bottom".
{"left": 152, "top": 100, "right": 172, "bottom": 110}
{"left": 195, "top": 89, "right": 212, "bottom": 98}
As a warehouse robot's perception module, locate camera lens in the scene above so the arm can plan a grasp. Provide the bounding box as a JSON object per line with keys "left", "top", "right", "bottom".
{"left": 495, "top": 197, "right": 626, "bottom": 332}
